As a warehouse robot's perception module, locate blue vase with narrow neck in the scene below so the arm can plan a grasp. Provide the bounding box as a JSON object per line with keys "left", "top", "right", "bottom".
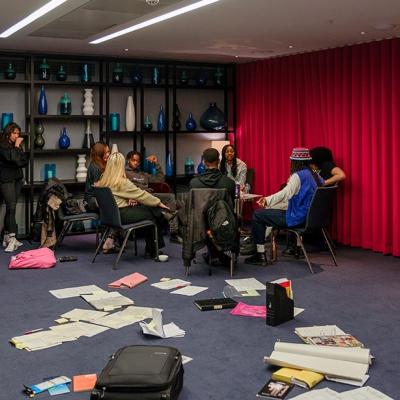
{"left": 157, "top": 105, "right": 166, "bottom": 132}
{"left": 38, "top": 86, "right": 48, "bottom": 115}
{"left": 166, "top": 151, "right": 173, "bottom": 177}
{"left": 197, "top": 156, "right": 206, "bottom": 174}
{"left": 186, "top": 113, "right": 196, "bottom": 131}
{"left": 152, "top": 67, "right": 160, "bottom": 85}
{"left": 59, "top": 127, "right": 70, "bottom": 149}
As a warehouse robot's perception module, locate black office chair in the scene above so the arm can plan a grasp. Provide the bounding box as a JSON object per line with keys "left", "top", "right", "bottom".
{"left": 271, "top": 186, "right": 338, "bottom": 274}
{"left": 91, "top": 187, "right": 159, "bottom": 269}
{"left": 54, "top": 206, "right": 99, "bottom": 250}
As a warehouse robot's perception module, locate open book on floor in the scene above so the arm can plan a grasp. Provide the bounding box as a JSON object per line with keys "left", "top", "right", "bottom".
{"left": 264, "top": 342, "right": 371, "bottom": 386}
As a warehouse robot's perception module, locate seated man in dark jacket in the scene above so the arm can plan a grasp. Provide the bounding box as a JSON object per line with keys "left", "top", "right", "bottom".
{"left": 189, "top": 147, "right": 236, "bottom": 265}
{"left": 190, "top": 148, "right": 235, "bottom": 201}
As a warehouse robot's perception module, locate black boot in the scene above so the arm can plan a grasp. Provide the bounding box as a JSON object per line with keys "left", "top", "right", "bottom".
{"left": 245, "top": 252, "right": 269, "bottom": 266}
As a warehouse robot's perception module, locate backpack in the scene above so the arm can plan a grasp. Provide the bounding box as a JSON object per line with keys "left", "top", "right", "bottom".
{"left": 8, "top": 247, "right": 57, "bottom": 269}
{"left": 206, "top": 199, "right": 237, "bottom": 252}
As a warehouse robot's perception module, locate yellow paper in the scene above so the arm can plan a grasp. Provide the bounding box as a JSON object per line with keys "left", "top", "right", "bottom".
{"left": 272, "top": 367, "right": 324, "bottom": 389}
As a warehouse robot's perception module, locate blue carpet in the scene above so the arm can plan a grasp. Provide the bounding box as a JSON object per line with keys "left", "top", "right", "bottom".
{"left": 0, "top": 236, "right": 399, "bottom": 399}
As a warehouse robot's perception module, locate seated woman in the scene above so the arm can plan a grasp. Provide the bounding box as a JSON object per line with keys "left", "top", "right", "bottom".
{"left": 245, "top": 148, "right": 323, "bottom": 266}
{"left": 96, "top": 152, "right": 173, "bottom": 257}
{"left": 84, "top": 141, "right": 110, "bottom": 211}
{"left": 310, "top": 146, "right": 346, "bottom": 186}
{"left": 219, "top": 144, "right": 248, "bottom": 190}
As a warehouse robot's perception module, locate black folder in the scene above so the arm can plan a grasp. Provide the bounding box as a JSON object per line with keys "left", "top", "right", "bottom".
{"left": 266, "top": 282, "right": 294, "bottom": 326}
{"left": 194, "top": 298, "right": 237, "bottom": 311}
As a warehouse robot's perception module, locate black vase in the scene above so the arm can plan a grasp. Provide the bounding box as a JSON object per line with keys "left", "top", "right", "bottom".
{"left": 200, "top": 102, "right": 226, "bottom": 131}
{"left": 172, "top": 104, "right": 181, "bottom": 130}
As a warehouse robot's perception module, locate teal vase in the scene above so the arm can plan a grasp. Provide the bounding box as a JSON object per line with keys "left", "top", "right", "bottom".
{"left": 56, "top": 65, "right": 67, "bottom": 81}
{"left": 59, "top": 92, "right": 71, "bottom": 115}
{"left": 166, "top": 152, "right": 173, "bottom": 177}
{"left": 5, "top": 63, "right": 16, "bottom": 80}
{"left": 143, "top": 115, "right": 153, "bottom": 132}
{"left": 157, "top": 105, "right": 166, "bottom": 132}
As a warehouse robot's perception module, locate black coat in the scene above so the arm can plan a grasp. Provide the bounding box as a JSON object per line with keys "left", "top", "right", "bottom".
{"left": 0, "top": 142, "right": 28, "bottom": 183}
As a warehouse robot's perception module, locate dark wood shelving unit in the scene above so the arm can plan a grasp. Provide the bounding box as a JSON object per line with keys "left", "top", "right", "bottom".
{"left": 33, "top": 148, "right": 90, "bottom": 155}
{"left": 33, "top": 81, "right": 103, "bottom": 86}
{"left": 32, "top": 114, "right": 104, "bottom": 120}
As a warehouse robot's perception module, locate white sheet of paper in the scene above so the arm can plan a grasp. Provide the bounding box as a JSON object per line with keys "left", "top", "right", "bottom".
{"left": 326, "top": 374, "right": 369, "bottom": 387}
{"left": 151, "top": 279, "right": 191, "bottom": 290}
{"left": 170, "top": 286, "right": 208, "bottom": 296}
{"left": 49, "top": 285, "right": 105, "bottom": 299}
{"left": 225, "top": 278, "right": 265, "bottom": 292}
{"left": 61, "top": 308, "right": 109, "bottom": 322}
{"left": 338, "top": 386, "right": 393, "bottom": 400}
{"left": 182, "top": 355, "right": 193, "bottom": 365}
{"left": 290, "top": 388, "right": 341, "bottom": 399}
{"left": 295, "top": 325, "right": 346, "bottom": 339}
{"left": 50, "top": 321, "right": 109, "bottom": 338}
{"left": 294, "top": 307, "right": 305, "bottom": 317}
{"left": 139, "top": 309, "right": 185, "bottom": 338}
{"left": 82, "top": 291, "right": 133, "bottom": 310}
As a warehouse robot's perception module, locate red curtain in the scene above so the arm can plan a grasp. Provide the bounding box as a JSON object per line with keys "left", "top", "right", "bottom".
{"left": 236, "top": 38, "right": 400, "bottom": 256}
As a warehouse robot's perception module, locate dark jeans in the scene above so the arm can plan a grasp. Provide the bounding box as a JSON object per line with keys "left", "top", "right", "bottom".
{"left": 0, "top": 179, "right": 22, "bottom": 234}
{"left": 251, "top": 208, "right": 287, "bottom": 244}
{"left": 119, "top": 205, "right": 165, "bottom": 250}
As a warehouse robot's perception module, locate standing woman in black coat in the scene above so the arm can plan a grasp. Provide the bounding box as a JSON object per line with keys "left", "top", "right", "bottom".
{"left": 0, "top": 122, "right": 28, "bottom": 252}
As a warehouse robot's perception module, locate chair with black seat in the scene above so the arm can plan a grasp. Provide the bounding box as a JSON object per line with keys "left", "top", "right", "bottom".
{"left": 271, "top": 185, "right": 338, "bottom": 274}
{"left": 91, "top": 186, "right": 158, "bottom": 269}
{"left": 181, "top": 188, "right": 239, "bottom": 277}
{"left": 54, "top": 206, "right": 99, "bottom": 250}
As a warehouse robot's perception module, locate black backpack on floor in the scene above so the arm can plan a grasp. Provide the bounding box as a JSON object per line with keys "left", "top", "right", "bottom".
{"left": 207, "top": 199, "right": 238, "bottom": 252}
{"left": 90, "top": 345, "right": 184, "bottom": 400}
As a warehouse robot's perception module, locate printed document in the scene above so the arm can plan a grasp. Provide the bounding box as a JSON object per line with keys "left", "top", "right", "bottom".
{"left": 139, "top": 309, "right": 185, "bottom": 338}
{"left": 50, "top": 285, "right": 106, "bottom": 299}
{"left": 225, "top": 278, "right": 265, "bottom": 291}
{"left": 151, "top": 279, "right": 191, "bottom": 290}
{"left": 171, "top": 286, "right": 208, "bottom": 296}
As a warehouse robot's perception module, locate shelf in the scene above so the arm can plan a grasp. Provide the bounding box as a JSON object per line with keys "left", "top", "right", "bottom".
{"left": 33, "top": 148, "right": 90, "bottom": 155}
{"left": 101, "top": 131, "right": 138, "bottom": 137}
{"left": 0, "top": 79, "right": 30, "bottom": 85}
{"left": 106, "top": 82, "right": 168, "bottom": 89}
{"left": 34, "top": 81, "right": 103, "bottom": 86}
{"left": 174, "top": 84, "right": 231, "bottom": 90}
{"left": 174, "top": 130, "right": 230, "bottom": 134}
{"left": 32, "top": 114, "right": 104, "bottom": 120}
{"left": 23, "top": 179, "right": 86, "bottom": 189}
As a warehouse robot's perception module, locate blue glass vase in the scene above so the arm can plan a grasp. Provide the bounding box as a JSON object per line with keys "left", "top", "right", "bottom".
{"left": 39, "top": 58, "right": 50, "bottom": 80}
{"left": 184, "top": 156, "right": 195, "bottom": 176}
{"left": 109, "top": 113, "right": 120, "bottom": 132}
{"left": 1, "top": 113, "right": 13, "bottom": 130}
{"left": 152, "top": 67, "right": 160, "bottom": 85}
{"left": 113, "top": 63, "right": 123, "bottom": 83}
{"left": 38, "top": 85, "right": 48, "bottom": 115}
{"left": 197, "top": 156, "right": 206, "bottom": 174}
{"left": 166, "top": 151, "right": 173, "bottom": 177}
{"left": 59, "top": 127, "right": 70, "bottom": 149}
{"left": 185, "top": 112, "right": 196, "bottom": 131}
{"left": 200, "top": 102, "right": 226, "bottom": 131}
{"left": 196, "top": 70, "right": 208, "bottom": 86}
{"left": 81, "top": 64, "right": 91, "bottom": 82}
{"left": 131, "top": 68, "right": 143, "bottom": 85}
{"left": 5, "top": 63, "right": 16, "bottom": 80}
{"left": 59, "top": 92, "right": 71, "bottom": 115}
{"left": 157, "top": 105, "right": 166, "bottom": 132}
{"left": 143, "top": 115, "right": 153, "bottom": 132}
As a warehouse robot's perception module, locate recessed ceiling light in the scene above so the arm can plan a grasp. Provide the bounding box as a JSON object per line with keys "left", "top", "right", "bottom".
{"left": 124, "top": 48, "right": 129, "bottom": 51}
{"left": 90, "top": 0, "right": 221, "bottom": 44}
{"left": 288, "top": 45, "right": 294, "bottom": 49}
{"left": 235, "top": 55, "right": 239, "bottom": 58}
{"left": 0, "top": 0, "right": 67, "bottom": 38}
{"left": 360, "top": 31, "right": 366, "bottom": 35}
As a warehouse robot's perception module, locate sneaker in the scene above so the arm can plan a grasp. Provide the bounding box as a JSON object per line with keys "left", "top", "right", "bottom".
{"left": 5, "top": 237, "right": 21, "bottom": 253}
{"left": 245, "top": 252, "right": 269, "bottom": 266}
{"left": 2, "top": 234, "right": 10, "bottom": 248}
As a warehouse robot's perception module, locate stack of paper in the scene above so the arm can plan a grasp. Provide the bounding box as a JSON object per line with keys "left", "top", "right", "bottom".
{"left": 11, "top": 330, "right": 73, "bottom": 351}
{"left": 60, "top": 309, "right": 109, "bottom": 322}
{"left": 49, "top": 321, "right": 109, "bottom": 338}
{"left": 171, "top": 286, "right": 208, "bottom": 296}
{"left": 295, "top": 325, "right": 364, "bottom": 348}
{"left": 264, "top": 342, "right": 371, "bottom": 386}
{"left": 289, "top": 386, "right": 393, "bottom": 400}
{"left": 50, "top": 285, "right": 106, "bottom": 299}
{"left": 108, "top": 272, "right": 148, "bottom": 289}
{"left": 81, "top": 291, "right": 134, "bottom": 311}
{"left": 139, "top": 309, "right": 185, "bottom": 338}
{"left": 225, "top": 278, "right": 266, "bottom": 292}
{"left": 151, "top": 279, "right": 191, "bottom": 290}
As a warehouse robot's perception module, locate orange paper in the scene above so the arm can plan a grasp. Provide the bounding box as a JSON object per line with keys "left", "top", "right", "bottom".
{"left": 108, "top": 272, "right": 148, "bottom": 289}
{"left": 73, "top": 374, "right": 97, "bottom": 392}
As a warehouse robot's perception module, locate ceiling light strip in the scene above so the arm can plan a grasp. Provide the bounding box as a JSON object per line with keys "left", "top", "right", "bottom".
{"left": 0, "top": 0, "right": 68, "bottom": 38}
{"left": 90, "top": 0, "right": 221, "bottom": 45}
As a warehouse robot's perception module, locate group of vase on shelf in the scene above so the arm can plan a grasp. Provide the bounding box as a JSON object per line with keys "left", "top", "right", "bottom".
{"left": 38, "top": 86, "right": 95, "bottom": 116}
{"left": 36, "top": 58, "right": 93, "bottom": 82}
{"left": 43, "top": 154, "right": 88, "bottom": 183}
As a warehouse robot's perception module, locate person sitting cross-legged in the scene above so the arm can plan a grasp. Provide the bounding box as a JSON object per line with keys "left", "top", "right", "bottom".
{"left": 125, "top": 150, "right": 183, "bottom": 244}
{"left": 245, "top": 147, "right": 323, "bottom": 266}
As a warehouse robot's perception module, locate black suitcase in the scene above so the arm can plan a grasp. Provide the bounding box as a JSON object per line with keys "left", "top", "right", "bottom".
{"left": 90, "top": 345, "right": 184, "bottom": 400}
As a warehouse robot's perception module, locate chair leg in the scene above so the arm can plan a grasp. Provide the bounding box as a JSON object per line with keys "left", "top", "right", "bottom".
{"left": 92, "top": 227, "right": 109, "bottom": 263}
{"left": 153, "top": 224, "right": 159, "bottom": 261}
{"left": 54, "top": 221, "right": 70, "bottom": 250}
{"left": 296, "top": 234, "right": 314, "bottom": 274}
{"left": 323, "top": 228, "right": 336, "bottom": 254}
{"left": 113, "top": 229, "right": 132, "bottom": 270}
{"left": 95, "top": 223, "right": 99, "bottom": 247}
{"left": 322, "top": 228, "right": 338, "bottom": 266}
{"left": 270, "top": 230, "right": 278, "bottom": 263}
{"left": 230, "top": 252, "right": 235, "bottom": 277}
{"left": 133, "top": 232, "right": 138, "bottom": 256}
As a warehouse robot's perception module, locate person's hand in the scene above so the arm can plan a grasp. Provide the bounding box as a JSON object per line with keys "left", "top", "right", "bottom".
{"left": 128, "top": 199, "right": 138, "bottom": 207}
{"left": 240, "top": 184, "right": 245, "bottom": 192}
{"left": 159, "top": 202, "right": 171, "bottom": 211}
{"left": 147, "top": 154, "right": 158, "bottom": 164}
{"left": 257, "top": 197, "right": 267, "bottom": 207}
{"left": 15, "top": 137, "right": 24, "bottom": 148}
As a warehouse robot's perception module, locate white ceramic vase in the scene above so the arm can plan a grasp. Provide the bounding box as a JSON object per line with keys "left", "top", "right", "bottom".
{"left": 125, "top": 95, "right": 135, "bottom": 131}
{"left": 82, "top": 88, "right": 94, "bottom": 115}
{"left": 111, "top": 143, "right": 119, "bottom": 154}
{"left": 76, "top": 154, "right": 88, "bottom": 182}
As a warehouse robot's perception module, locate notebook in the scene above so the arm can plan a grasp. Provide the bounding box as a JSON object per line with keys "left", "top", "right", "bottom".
{"left": 72, "top": 374, "right": 97, "bottom": 392}
{"left": 272, "top": 367, "right": 324, "bottom": 389}
{"left": 194, "top": 298, "right": 237, "bottom": 311}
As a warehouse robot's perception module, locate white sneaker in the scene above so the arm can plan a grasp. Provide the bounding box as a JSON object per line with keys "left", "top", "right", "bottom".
{"left": 2, "top": 234, "right": 10, "bottom": 247}
{"left": 5, "top": 237, "right": 21, "bottom": 253}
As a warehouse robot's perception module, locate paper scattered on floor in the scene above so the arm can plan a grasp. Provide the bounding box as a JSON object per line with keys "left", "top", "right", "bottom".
{"left": 81, "top": 291, "right": 133, "bottom": 311}
{"left": 170, "top": 285, "right": 208, "bottom": 296}
{"left": 11, "top": 330, "right": 70, "bottom": 351}
{"left": 290, "top": 386, "right": 393, "bottom": 400}
{"left": 60, "top": 308, "right": 109, "bottom": 322}
{"left": 182, "top": 355, "right": 193, "bottom": 364}
{"left": 50, "top": 321, "right": 109, "bottom": 338}
{"left": 151, "top": 279, "right": 191, "bottom": 290}
{"left": 225, "top": 278, "right": 265, "bottom": 292}
{"left": 108, "top": 272, "right": 148, "bottom": 289}
{"left": 50, "top": 285, "right": 106, "bottom": 299}
{"left": 139, "top": 309, "right": 185, "bottom": 338}
{"left": 294, "top": 307, "right": 305, "bottom": 317}
{"left": 48, "top": 383, "right": 70, "bottom": 395}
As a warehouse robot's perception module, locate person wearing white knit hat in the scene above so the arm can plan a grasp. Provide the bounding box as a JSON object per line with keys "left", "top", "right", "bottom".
{"left": 245, "top": 147, "right": 323, "bottom": 266}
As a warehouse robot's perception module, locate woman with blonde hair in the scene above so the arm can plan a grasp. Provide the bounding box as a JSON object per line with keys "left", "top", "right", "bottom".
{"left": 96, "top": 152, "right": 172, "bottom": 257}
